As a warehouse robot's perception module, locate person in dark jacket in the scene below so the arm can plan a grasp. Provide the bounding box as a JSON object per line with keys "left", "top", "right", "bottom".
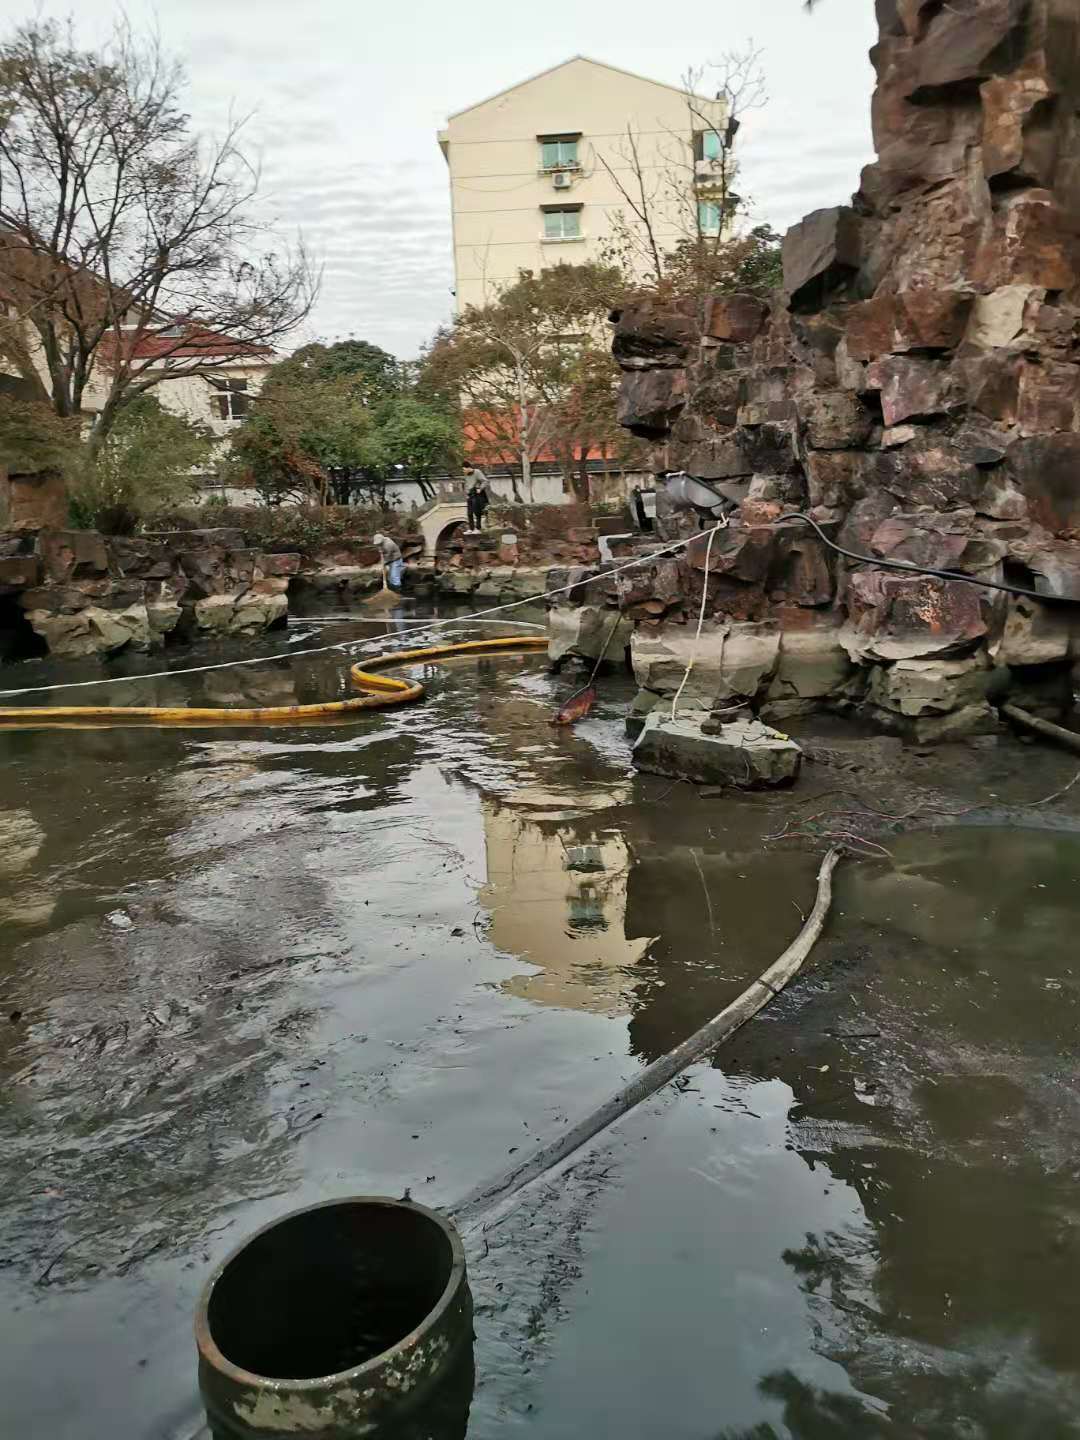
{"left": 464, "top": 466, "right": 490, "bottom": 531}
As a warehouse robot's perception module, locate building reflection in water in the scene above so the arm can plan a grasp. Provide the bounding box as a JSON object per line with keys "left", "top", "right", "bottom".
{"left": 477, "top": 789, "right": 653, "bottom": 1016}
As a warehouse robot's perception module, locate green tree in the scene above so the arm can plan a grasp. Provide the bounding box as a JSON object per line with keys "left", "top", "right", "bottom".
{"left": 662, "top": 224, "right": 784, "bottom": 300}
{"left": 68, "top": 394, "right": 214, "bottom": 533}
{"left": 226, "top": 371, "right": 374, "bottom": 506}
{"left": 419, "top": 262, "right": 626, "bottom": 500}
{"left": 0, "top": 390, "right": 81, "bottom": 474}
{"left": 362, "top": 395, "right": 461, "bottom": 499}
{"left": 273, "top": 340, "right": 400, "bottom": 406}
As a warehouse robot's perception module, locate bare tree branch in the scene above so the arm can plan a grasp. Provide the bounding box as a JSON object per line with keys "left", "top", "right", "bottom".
{"left": 0, "top": 17, "right": 318, "bottom": 449}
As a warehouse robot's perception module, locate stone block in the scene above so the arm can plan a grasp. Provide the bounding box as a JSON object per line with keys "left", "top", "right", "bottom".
{"left": 981, "top": 64, "right": 1055, "bottom": 183}
{"left": 882, "top": 425, "right": 917, "bottom": 448}
{"left": 147, "top": 601, "right": 183, "bottom": 639}
{"left": 805, "top": 451, "right": 868, "bottom": 510}
{"left": 870, "top": 509, "right": 972, "bottom": 569}
{"left": 974, "top": 198, "right": 1077, "bottom": 291}
{"left": 866, "top": 355, "right": 953, "bottom": 426}
{"left": 768, "top": 624, "right": 854, "bottom": 702}
{"left": 633, "top": 712, "right": 801, "bottom": 788}
{"left": 2, "top": 470, "right": 68, "bottom": 532}
{"left": 845, "top": 290, "right": 974, "bottom": 360}
{"left": 993, "top": 597, "right": 1072, "bottom": 667}
{"left": 843, "top": 571, "right": 988, "bottom": 662}
{"left": 908, "top": 0, "right": 1025, "bottom": 93}
{"left": 799, "top": 390, "right": 875, "bottom": 449}
{"left": 631, "top": 623, "right": 781, "bottom": 704}
{"left": 25, "top": 602, "right": 151, "bottom": 658}
{"left": 0, "top": 555, "right": 39, "bottom": 593}
{"left": 615, "top": 368, "right": 687, "bottom": 437}
{"left": 1007, "top": 434, "right": 1080, "bottom": 532}
{"left": 611, "top": 299, "right": 697, "bottom": 368}
{"left": 547, "top": 606, "right": 633, "bottom": 665}
{"left": 954, "top": 351, "right": 1022, "bottom": 424}
{"left": 867, "top": 654, "right": 990, "bottom": 718}
{"left": 37, "top": 529, "right": 109, "bottom": 583}
{"left": 965, "top": 284, "right": 1038, "bottom": 348}
{"left": 896, "top": 289, "right": 975, "bottom": 349}
{"left": 872, "top": 442, "right": 983, "bottom": 509}
{"left": 257, "top": 552, "right": 301, "bottom": 577}
{"left": 844, "top": 297, "right": 898, "bottom": 362}
{"left": 976, "top": 474, "right": 1028, "bottom": 521}
{"left": 783, "top": 206, "right": 862, "bottom": 311}
{"left": 1018, "top": 361, "right": 1079, "bottom": 435}
{"left": 693, "top": 372, "right": 743, "bottom": 429}
{"left": 703, "top": 293, "right": 769, "bottom": 343}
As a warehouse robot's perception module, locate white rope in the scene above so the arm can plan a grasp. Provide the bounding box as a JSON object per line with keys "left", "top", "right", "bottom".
{"left": 670, "top": 517, "right": 725, "bottom": 722}
{"left": 0, "top": 526, "right": 726, "bottom": 698}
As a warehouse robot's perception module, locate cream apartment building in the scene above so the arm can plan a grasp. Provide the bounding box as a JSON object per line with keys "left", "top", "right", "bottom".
{"left": 439, "top": 56, "right": 729, "bottom": 311}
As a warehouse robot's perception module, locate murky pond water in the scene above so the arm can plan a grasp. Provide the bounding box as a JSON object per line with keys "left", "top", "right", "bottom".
{"left": 1, "top": 606, "right": 1079, "bottom": 1438}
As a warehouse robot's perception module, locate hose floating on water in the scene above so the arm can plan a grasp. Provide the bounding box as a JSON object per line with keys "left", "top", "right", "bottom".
{"left": 0, "top": 636, "right": 549, "bottom": 730}
{"left": 454, "top": 846, "right": 842, "bottom": 1231}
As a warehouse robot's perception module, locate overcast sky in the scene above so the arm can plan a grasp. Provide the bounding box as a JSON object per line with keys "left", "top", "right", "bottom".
{"left": 64, "top": 0, "right": 878, "bottom": 359}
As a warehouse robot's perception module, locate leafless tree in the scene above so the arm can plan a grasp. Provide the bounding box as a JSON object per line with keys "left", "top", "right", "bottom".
{"left": 0, "top": 19, "right": 316, "bottom": 451}
{"left": 597, "top": 45, "right": 767, "bottom": 291}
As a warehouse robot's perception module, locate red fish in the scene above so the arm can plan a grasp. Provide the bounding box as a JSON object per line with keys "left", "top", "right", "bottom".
{"left": 551, "top": 685, "right": 597, "bottom": 726}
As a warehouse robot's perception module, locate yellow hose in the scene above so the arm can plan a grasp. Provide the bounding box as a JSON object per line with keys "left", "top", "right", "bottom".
{"left": 0, "top": 636, "right": 550, "bottom": 730}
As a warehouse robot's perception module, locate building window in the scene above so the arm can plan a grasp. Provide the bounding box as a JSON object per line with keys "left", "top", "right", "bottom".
{"left": 539, "top": 135, "right": 579, "bottom": 170}
{"left": 694, "top": 129, "right": 723, "bottom": 162}
{"left": 542, "top": 206, "right": 581, "bottom": 241}
{"left": 211, "top": 378, "right": 250, "bottom": 420}
{"left": 697, "top": 200, "right": 722, "bottom": 235}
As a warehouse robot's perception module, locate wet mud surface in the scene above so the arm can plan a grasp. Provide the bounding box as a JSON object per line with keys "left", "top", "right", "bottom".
{"left": 1, "top": 605, "right": 1079, "bottom": 1438}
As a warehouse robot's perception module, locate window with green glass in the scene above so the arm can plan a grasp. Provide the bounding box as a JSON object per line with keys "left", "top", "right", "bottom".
{"left": 701, "top": 128, "right": 722, "bottom": 160}
{"left": 543, "top": 207, "right": 581, "bottom": 240}
{"left": 698, "top": 200, "right": 721, "bottom": 234}
{"left": 540, "top": 136, "right": 579, "bottom": 169}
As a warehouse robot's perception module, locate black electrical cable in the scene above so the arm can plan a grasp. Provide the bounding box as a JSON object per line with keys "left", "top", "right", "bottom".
{"left": 771, "top": 511, "right": 1078, "bottom": 607}
{"left": 664, "top": 473, "right": 1079, "bottom": 607}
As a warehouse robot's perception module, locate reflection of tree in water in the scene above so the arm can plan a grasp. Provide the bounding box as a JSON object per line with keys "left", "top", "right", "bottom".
{"left": 714, "top": 1370, "right": 899, "bottom": 1439}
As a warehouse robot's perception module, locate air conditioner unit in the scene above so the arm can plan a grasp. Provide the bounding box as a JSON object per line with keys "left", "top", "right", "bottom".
{"left": 552, "top": 171, "right": 572, "bottom": 190}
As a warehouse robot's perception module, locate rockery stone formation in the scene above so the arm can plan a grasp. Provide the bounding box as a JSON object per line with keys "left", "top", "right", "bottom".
{"left": 611, "top": 0, "right": 1080, "bottom": 740}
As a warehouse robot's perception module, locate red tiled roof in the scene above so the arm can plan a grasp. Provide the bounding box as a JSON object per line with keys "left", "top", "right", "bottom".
{"left": 463, "top": 409, "right": 614, "bottom": 466}
{"left": 101, "top": 327, "right": 274, "bottom": 363}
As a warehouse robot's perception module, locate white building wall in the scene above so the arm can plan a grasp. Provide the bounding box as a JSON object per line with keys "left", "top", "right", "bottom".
{"left": 441, "top": 57, "right": 726, "bottom": 311}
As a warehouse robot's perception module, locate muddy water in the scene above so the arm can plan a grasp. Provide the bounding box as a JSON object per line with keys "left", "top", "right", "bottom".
{"left": 1, "top": 608, "right": 1079, "bottom": 1439}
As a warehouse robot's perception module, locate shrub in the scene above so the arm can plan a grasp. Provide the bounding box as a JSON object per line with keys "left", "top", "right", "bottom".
{"left": 69, "top": 395, "right": 214, "bottom": 534}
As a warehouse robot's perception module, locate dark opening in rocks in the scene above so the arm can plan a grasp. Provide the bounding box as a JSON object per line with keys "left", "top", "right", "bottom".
{"left": 0, "top": 597, "right": 46, "bottom": 663}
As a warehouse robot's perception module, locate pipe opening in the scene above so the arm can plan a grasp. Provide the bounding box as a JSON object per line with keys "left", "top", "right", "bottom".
{"left": 206, "top": 1200, "right": 456, "bottom": 1380}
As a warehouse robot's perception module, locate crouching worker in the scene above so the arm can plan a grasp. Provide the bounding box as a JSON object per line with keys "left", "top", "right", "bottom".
{"left": 372, "top": 532, "right": 405, "bottom": 591}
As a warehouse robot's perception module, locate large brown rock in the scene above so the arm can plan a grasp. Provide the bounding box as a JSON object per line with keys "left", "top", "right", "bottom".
{"left": 616, "top": 368, "right": 687, "bottom": 437}
{"left": 703, "top": 293, "right": 768, "bottom": 344}
{"left": 845, "top": 291, "right": 974, "bottom": 360}
{"left": 0, "top": 555, "right": 40, "bottom": 593}
{"left": 843, "top": 571, "right": 988, "bottom": 662}
{"left": 1007, "top": 434, "right": 1080, "bottom": 532}
{"left": 1, "top": 470, "right": 68, "bottom": 532}
{"left": 782, "top": 207, "right": 862, "bottom": 311}
{"left": 37, "top": 529, "right": 109, "bottom": 583}
{"left": 866, "top": 355, "right": 954, "bottom": 426}
{"left": 799, "top": 390, "right": 875, "bottom": 449}
{"left": 611, "top": 300, "right": 697, "bottom": 368}
{"left": 906, "top": 0, "right": 1025, "bottom": 94}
